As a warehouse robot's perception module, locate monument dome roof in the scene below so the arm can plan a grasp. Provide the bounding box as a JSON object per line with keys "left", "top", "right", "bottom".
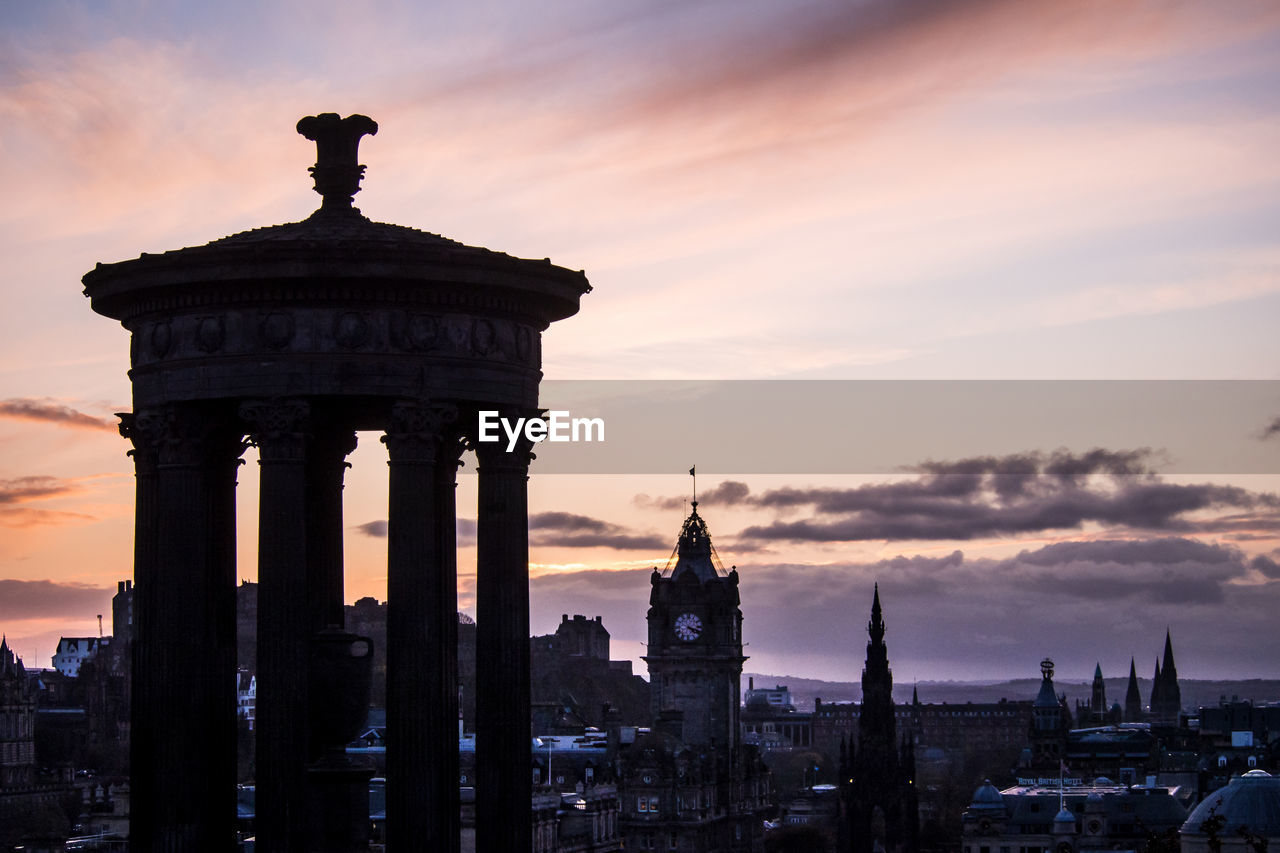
{"left": 84, "top": 113, "right": 589, "bottom": 326}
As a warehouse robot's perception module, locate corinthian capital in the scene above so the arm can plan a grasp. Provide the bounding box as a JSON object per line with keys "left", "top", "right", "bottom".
{"left": 241, "top": 398, "right": 310, "bottom": 461}
{"left": 382, "top": 401, "right": 458, "bottom": 463}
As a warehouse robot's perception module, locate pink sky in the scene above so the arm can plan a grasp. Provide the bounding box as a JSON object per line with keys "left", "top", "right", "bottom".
{"left": 2, "top": 0, "right": 1279, "bottom": 683}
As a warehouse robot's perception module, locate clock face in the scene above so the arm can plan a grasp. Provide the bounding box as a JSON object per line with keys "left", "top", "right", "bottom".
{"left": 674, "top": 612, "right": 702, "bottom": 641}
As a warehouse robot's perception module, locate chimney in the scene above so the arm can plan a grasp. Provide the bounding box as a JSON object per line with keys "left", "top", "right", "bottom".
{"left": 118, "top": 581, "right": 125, "bottom": 594}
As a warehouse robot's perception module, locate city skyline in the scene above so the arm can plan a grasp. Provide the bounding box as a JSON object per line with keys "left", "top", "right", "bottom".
{"left": 2, "top": 1, "right": 1279, "bottom": 684}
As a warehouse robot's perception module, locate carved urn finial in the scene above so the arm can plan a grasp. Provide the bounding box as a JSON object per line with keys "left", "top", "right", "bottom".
{"left": 296, "top": 113, "right": 379, "bottom": 213}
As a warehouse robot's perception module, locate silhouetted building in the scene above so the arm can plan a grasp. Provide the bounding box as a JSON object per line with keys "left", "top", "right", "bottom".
{"left": 0, "top": 638, "right": 36, "bottom": 789}
{"left": 741, "top": 682, "right": 813, "bottom": 751}
{"left": 616, "top": 503, "right": 770, "bottom": 852}
{"left": 1026, "top": 658, "right": 1072, "bottom": 771}
{"left": 548, "top": 614, "right": 611, "bottom": 661}
{"left": 962, "top": 777, "right": 1187, "bottom": 853}
{"left": 838, "top": 585, "right": 919, "bottom": 853}
{"left": 532, "top": 615, "right": 650, "bottom": 735}
{"left": 1150, "top": 631, "right": 1183, "bottom": 726}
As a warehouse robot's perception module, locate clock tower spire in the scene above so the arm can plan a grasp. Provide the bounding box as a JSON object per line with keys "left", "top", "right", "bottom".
{"left": 643, "top": 502, "right": 746, "bottom": 752}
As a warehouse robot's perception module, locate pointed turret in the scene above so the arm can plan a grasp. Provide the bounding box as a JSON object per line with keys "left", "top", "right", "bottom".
{"left": 1124, "top": 658, "right": 1143, "bottom": 722}
{"left": 1091, "top": 662, "right": 1106, "bottom": 714}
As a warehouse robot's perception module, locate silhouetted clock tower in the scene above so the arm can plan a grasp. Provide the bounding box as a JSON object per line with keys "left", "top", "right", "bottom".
{"left": 643, "top": 502, "right": 746, "bottom": 752}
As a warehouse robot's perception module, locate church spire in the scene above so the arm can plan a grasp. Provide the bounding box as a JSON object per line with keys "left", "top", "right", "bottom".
{"left": 1161, "top": 629, "right": 1178, "bottom": 682}
{"left": 1154, "top": 629, "right": 1182, "bottom": 725}
{"left": 1124, "top": 657, "right": 1142, "bottom": 722}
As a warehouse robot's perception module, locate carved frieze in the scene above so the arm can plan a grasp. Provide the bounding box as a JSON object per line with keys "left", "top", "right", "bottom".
{"left": 260, "top": 312, "right": 295, "bottom": 350}
{"left": 127, "top": 309, "right": 541, "bottom": 369}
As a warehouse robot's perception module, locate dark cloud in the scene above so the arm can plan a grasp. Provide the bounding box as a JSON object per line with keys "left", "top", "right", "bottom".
{"left": 0, "top": 579, "right": 113, "bottom": 621}
{"left": 654, "top": 450, "right": 1280, "bottom": 543}
{"left": 352, "top": 521, "right": 388, "bottom": 538}
{"left": 1262, "top": 416, "right": 1280, "bottom": 441}
{"left": 352, "top": 513, "right": 662, "bottom": 550}
{"left": 634, "top": 480, "right": 751, "bottom": 511}
{"left": 530, "top": 511, "right": 666, "bottom": 550}
{"left": 0, "top": 398, "right": 115, "bottom": 431}
{"left": 353, "top": 518, "right": 478, "bottom": 546}
{"left": 1251, "top": 554, "right": 1280, "bottom": 579}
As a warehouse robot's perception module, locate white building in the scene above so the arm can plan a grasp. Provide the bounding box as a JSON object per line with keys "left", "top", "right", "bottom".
{"left": 52, "top": 636, "right": 107, "bottom": 677}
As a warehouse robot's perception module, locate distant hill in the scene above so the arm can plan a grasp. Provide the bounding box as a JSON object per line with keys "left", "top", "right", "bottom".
{"left": 744, "top": 673, "right": 1280, "bottom": 713}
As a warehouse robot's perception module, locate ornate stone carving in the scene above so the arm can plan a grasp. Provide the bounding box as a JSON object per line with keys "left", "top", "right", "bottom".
{"left": 514, "top": 324, "right": 533, "bottom": 363}
{"left": 382, "top": 401, "right": 458, "bottom": 462}
{"left": 260, "top": 312, "right": 295, "bottom": 351}
{"left": 470, "top": 319, "right": 497, "bottom": 357}
{"left": 334, "top": 312, "right": 371, "bottom": 349}
{"left": 122, "top": 404, "right": 242, "bottom": 468}
{"left": 151, "top": 321, "right": 172, "bottom": 358}
{"left": 390, "top": 312, "right": 441, "bottom": 352}
{"left": 241, "top": 399, "right": 310, "bottom": 461}
{"left": 296, "top": 113, "right": 378, "bottom": 212}
{"left": 195, "top": 316, "right": 226, "bottom": 353}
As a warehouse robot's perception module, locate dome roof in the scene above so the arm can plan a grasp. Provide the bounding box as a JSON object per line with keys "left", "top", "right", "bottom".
{"left": 969, "top": 780, "right": 1005, "bottom": 810}
{"left": 1054, "top": 806, "right": 1077, "bottom": 829}
{"left": 1182, "top": 770, "right": 1280, "bottom": 838}
{"left": 83, "top": 114, "right": 589, "bottom": 327}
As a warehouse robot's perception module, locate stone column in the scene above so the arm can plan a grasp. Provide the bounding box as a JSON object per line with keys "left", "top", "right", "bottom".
{"left": 243, "top": 398, "right": 312, "bottom": 853}
{"left": 122, "top": 404, "right": 241, "bottom": 852}
{"left": 307, "top": 425, "right": 358, "bottom": 632}
{"left": 382, "top": 402, "right": 463, "bottom": 852}
{"left": 473, "top": 425, "right": 534, "bottom": 853}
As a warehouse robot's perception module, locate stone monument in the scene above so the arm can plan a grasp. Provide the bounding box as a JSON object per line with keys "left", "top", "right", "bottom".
{"left": 83, "top": 113, "right": 590, "bottom": 852}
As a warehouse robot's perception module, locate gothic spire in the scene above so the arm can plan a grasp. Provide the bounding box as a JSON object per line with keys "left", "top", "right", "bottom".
{"left": 1149, "top": 658, "right": 1163, "bottom": 712}
{"left": 868, "top": 583, "right": 885, "bottom": 646}
{"left": 1124, "top": 657, "right": 1142, "bottom": 722}
{"left": 1161, "top": 629, "right": 1178, "bottom": 682}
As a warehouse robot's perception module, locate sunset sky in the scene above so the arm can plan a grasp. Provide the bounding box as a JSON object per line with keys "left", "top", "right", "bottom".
{"left": 3, "top": 1, "right": 1279, "bottom": 687}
